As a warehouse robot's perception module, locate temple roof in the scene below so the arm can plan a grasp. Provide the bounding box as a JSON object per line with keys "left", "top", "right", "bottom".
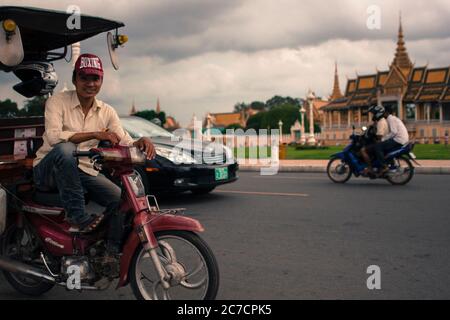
{"left": 323, "top": 16, "right": 449, "bottom": 111}
{"left": 164, "top": 116, "right": 180, "bottom": 130}
{"left": 209, "top": 112, "right": 244, "bottom": 128}
{"left": 324, "top": 66, "right": 450, "bottom": 109}
{"left": 441, "top": 87, "right": 450, "bottom": 102}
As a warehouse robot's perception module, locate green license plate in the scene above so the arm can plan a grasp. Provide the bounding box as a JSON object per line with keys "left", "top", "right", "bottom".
{"left": 215, "top": 167, "right": 229, "bottom": 181}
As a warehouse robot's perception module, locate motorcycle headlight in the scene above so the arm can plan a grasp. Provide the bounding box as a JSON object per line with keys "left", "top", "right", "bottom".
{"left": 155, "top": 147, "right": 200, "bottom": 165}
{"left": 127, "top": 173, "right": 146, "bottom": 198}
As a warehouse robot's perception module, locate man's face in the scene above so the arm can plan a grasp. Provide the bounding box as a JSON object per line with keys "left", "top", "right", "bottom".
{"left": 74, "top": 73, "right": 103, "bottom": 99}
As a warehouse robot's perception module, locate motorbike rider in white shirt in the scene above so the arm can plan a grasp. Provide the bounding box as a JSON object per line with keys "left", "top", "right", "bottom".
{"left": 374, "top": 106, "right": 409, "bottom": 176}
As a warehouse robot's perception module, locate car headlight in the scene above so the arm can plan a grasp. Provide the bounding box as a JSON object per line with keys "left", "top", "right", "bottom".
{"left": 223, "top": 146, "right": 235, "bottom": 163}
{"left": 155, "top": 146, "right": 200, "bottom": 165}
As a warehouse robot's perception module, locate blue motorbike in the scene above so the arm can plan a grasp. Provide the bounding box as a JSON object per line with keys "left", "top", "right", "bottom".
{"left": 326, "top": 126, "right": 419, "bottom": 185}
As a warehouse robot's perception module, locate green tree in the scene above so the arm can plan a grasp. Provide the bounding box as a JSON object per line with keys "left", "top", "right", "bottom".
{"left": 0, "top": 99, "right": 19, "bottom": 118}
{"left": 233, "top": 102, "right": 248, "bottom": 112}
{"left": 246, "top": 111, "right": 267, "bottom": 131}
{"left": 240, "top": 95, "right": 314, "bottom": 134}
{"left": 19, "top": 96, "right": 46, "bottom": 117}
{"left": 134, "top": 109, "right": 166, "bottom": 126}
{"left": 249, "top": 101, "right": 266, "bottom": 111}
{"left": 266, "top": 104, "right": 299, "bottom": 134}
{"left": 266, "top": 96, "right": 301, "bottom": 110}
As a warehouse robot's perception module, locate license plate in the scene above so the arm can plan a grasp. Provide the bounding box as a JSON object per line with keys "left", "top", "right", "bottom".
{"left": 215, "top": 167, "right": 229, "bottom": 181}
{"left": 409, "top": 152, "right": 417, "bottom": 160}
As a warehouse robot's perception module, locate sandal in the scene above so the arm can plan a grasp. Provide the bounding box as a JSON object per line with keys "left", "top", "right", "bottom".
{"left": 377, "top": 166, "right": 390, "bottom": 178}
{"left": 69, "top": 214, "right": 105, "bottom": 233}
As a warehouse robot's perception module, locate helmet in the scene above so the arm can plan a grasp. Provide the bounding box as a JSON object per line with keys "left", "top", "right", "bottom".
{"left": 12, "top": 61, "right": 58, "bottom": 98}
{"left": 368, "top": 105, "right": 385, "bottom": 121}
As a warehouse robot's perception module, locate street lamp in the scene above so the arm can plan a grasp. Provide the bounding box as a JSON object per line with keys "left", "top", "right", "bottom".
{"left": 300, "top": 105, "right": 306, "bottom": 145}
{"left": 278, "top": 120, "right": 283, "bottom": 143}
{"left": 206, "top": 113, "right": 213, "bottom": 141}
{"left": 306, "top": 90, "right": 316, "bottom": 146}
{"left": 71, "top": 42, "right": 80, "bottom": 67}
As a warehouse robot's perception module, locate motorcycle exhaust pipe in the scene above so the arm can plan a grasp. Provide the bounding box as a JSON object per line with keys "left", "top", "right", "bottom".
{"left": 0, "top": 255, "right": 56, "bottom": 283}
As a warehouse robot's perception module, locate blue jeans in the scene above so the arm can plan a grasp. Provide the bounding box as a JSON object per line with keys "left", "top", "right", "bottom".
{"left": 374, "top": 138, "right": 402, "bottom": 167}
{"left": 33, "top": 142, "right": 121, "bottom": 225}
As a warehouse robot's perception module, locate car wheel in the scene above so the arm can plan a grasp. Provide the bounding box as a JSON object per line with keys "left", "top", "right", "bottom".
{"left": 191, "top": 187, "right": 216, "bottom": 195}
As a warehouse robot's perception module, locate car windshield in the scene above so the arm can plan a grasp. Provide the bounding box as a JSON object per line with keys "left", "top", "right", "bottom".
{"left": 120, "top": 117, "right": 174, "bottom": 139}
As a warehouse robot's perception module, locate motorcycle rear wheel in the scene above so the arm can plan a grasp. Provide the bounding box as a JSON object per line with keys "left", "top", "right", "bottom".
{"left": 385, "top": 157, "right": 414, "bottom": 186}
{"left": 129, "top": 230, "right": 219, "bottom": 300}
{"left": 327, "top": 158, "right": 352, "bottom": 184}
{"left": 1, "top": 225, "right": 55, "bottom": 296}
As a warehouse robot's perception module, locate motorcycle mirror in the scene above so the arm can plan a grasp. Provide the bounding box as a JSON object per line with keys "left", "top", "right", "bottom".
{"left": 0, "top": 20, "right": 24, "bottom": 67}
{"left": 107, "top": 30, "right": 127, "bottom": 70}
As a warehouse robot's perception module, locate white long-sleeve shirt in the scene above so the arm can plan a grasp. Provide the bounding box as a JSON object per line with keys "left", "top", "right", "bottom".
{"left": 384, "top": 115, "right": 409, "bottom": 145}
{"left": 34, "top": 90, "right": 135, "bottom": 176}
{"left": 376, "top": 118, "right": 390, "bottom": 141}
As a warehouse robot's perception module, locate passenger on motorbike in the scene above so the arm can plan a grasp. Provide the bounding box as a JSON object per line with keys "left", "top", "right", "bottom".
{"left": 360, "top": 105, "right": 390, "bottom": 174}
{"left": 33, "top": 53, "right": 156, "bottom": 235}
{"left": 373, "top": 108, "right": 409, "bottom": 176}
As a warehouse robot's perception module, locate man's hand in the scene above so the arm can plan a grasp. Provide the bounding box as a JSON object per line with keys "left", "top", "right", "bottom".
{"left": 133, "top": 137, "right": 156, "bottom": 160}
{"left": 94, "top": 131, "right": 121, "bottom": 145}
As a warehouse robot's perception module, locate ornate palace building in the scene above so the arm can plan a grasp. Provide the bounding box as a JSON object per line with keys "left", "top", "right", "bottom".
{"left": 321, "top": 18, "right": 450, "bottom": 145}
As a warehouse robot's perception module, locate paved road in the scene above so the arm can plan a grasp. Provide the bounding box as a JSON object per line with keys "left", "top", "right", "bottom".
{"left": 1, "top": 172, "right": 449, "bottom": 299}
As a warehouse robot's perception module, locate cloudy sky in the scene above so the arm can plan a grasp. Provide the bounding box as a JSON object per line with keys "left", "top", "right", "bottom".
{"left": 1, "top": 0, "right": 449, "bottom": 125}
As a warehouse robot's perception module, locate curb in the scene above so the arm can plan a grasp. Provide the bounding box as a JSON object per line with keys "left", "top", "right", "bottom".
{"left": 415, "top": 167, "right": 450, "bottom": 175}
{"left": 239, "top": 166, "right": 450, "bottom": 175}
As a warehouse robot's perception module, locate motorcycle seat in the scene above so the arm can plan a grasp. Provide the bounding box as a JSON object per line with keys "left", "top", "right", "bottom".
{"left": 32, "top": 190, "right": 64, "bottom": 208}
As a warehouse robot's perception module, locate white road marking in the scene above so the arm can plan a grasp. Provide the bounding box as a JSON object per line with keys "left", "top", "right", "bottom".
{"left": 251, "top": 175, "right": 328, "bottom": 180}
{"left": 214, "top": 190, "right": 309, "bottom": 197}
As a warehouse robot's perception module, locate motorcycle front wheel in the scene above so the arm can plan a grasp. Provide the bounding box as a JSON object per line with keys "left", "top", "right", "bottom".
{"left": 327, "top": 158, "right": 352, "bottom": 183}
{"left": 129, "top": 230, "right": 219, "bottom": 300}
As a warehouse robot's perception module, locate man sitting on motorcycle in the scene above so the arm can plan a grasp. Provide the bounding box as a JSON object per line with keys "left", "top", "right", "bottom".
{"left": 33, "top": 53, "right": 156, "bottom": 233}
{"left": 373, "top": 107, "right": 409, "bottom": 176}
{"left": 360, "top": 105, "right": 390, "bottom": 174}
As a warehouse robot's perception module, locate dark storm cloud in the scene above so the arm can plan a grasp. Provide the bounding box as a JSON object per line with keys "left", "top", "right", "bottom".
{"left": 115, "top": 0, "right": 450, "bottom": 62}
{"left": 2, "top": 0, "right": 450, "bottom": 124}
{"left": 6, "top": 0, "right": 450, "bottom": 62}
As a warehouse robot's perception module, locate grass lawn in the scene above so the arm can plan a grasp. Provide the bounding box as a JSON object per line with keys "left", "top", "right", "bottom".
{"left": 286, "top": 146, "right": 341, "bottom": 160}
{"left": 235, "top": 144, "right": 450, "bottom": 160}
{"left": 412, "top": 144, "right": 450, "bottom": 160}
{"left": 287, "top": 144, "right": 450, "bottom": 160}
{"left": 234, "top": 146, "right": 272, "bottom": 159}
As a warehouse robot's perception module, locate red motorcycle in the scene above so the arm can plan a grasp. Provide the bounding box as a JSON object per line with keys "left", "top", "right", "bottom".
{"left": 0, "top": 144, "right": 219, "bottom": 300}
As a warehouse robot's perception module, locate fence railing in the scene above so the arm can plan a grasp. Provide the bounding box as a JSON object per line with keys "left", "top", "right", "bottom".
{"left": 204, "top": 133, "right": 323, "bottom": 146}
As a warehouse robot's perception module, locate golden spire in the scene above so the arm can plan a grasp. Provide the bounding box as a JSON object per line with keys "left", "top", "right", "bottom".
{"left": 156, "top": 97, "right": 161, "bottom": 113}
{"left": 130, "top": 99, "right": 137, "bottom": 115}
{"left": 391, "top": 12, "right": 413, "bottom": 71}
{"left": 330, "top": 62, "right": 344, "bottom": 100}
